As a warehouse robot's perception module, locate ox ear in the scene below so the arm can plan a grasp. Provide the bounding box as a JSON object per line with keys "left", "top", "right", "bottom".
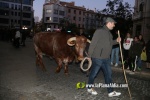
{"left": 67, "top": 37, "right": 76, "bottom": 46}
{"left": 87, "top": 39, "right": 91, "bottom": 43}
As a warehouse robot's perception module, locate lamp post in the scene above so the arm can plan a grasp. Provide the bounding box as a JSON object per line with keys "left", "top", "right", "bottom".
{"left": 20, "top": 0, "right": 23, "bottom": 31}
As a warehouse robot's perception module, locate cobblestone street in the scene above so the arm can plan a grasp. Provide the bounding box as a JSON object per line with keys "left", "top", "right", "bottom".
{"left": 0, "top": 39, "right": 150, "bottom": 100}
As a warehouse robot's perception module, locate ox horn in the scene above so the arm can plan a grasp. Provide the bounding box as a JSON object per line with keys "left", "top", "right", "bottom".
{"left": 67, "top": 37, "right": 76, "bottom": 46}
{"left": 87, "top": 39, "right": 91, "bottom": 43}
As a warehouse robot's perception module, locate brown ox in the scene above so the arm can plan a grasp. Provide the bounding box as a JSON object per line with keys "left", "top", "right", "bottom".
{"left": 33, "top": 32, "right": 90, "bottom": 74}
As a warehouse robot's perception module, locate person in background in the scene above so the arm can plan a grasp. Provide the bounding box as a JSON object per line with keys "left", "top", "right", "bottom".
{"left": 87, "top": 17, "right": 121, "bottom": 97}
{"left": 123, "top": 33, "right": 133, "bottom": 69}
{"left": 146, "top": 40, "right": 150, "bottom": 69}
{"left": 128, "top": 36, "right": 143, "bottom": 74}
{"left": 20, "top": 30, "right": 27, "bottom": 46}
{"left": 14, "top": 29, "right": 21, "bottom": 48}
{"left": 137, "top": 34, "right": 146, "bottom": 70}
{"left": 111, "top": 31, "right": 120, "bottom": 67}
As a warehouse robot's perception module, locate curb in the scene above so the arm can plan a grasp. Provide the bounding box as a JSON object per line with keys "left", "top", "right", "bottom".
{"left": 111, "top": 66, "right": 150, "bottom": 79}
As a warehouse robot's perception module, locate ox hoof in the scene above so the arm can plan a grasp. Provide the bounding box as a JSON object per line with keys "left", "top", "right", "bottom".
{"left": 65, "top": 72, "right": 69, "bottom": 76}
{"left": 55, "top": 67, "right": 61, "bottom": 73}
{"left": 42, "top": 69, "right": 47, "bottom": 72}
{"left": 55, "top": 69, "right": 60, "bottom": 73}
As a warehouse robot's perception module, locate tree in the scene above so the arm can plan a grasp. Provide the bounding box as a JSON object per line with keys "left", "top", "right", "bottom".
{"left": 59, "top": 18, "right": 79, "bottom": 34}
{"left": 100, "top": 0, "right": 133, "bottom": 34}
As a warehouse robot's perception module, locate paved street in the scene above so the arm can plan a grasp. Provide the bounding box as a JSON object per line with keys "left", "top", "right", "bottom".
{"left": 0, "top": 39, "right": 150, "bottom": 100}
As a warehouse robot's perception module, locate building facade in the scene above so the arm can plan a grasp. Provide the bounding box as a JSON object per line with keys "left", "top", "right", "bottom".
{"left": 60, "top": 1, "right": 86, "bottom": 34}
{"left": 43, "top": 0, "right": 66, "bottom": 31}
{"left": 132, "top": 0, "right": 150, "bottom": 42}
{"left": 0, "top": 0, "right": 34, "bottom": 30}
{"left": 43, "top": 0, "right": 101, "bottom": 33}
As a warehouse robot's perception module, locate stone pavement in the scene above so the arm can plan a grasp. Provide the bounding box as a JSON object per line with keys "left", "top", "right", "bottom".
{"left": 0, "top": 39, "right": 150, "bottom": 100}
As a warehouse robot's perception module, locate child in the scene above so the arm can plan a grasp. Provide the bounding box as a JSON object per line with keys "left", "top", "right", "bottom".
{"left": 128, "top": 36, "right": 143, "bottom": 74}
{"left": 123, "top": 33, "right": 133, "bottom": 69}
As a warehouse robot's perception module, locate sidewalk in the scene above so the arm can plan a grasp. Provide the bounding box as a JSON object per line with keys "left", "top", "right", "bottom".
{"left": 111, "top": 63, "right": 150, "bottom": 79}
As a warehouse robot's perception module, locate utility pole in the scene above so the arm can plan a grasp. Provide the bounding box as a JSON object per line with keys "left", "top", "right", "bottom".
{"left": 20, "top": 0, "right": 23, "bottom": 31}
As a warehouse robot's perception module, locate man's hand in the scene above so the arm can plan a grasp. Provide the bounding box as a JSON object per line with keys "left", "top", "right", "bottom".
{"left": 86, "top": 57, "right": 91, "bottom": 61}
{"left": 116, "top": 37, "right": 121, "bottom": 42}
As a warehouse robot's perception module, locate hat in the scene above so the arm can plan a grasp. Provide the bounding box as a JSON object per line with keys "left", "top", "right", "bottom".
{"left": 105, "top": 17, "right": 117, "bottom": 23}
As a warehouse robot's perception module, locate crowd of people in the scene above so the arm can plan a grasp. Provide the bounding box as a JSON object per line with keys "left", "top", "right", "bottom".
{"left": 0, "top": 28, "right": 29, "bottom": 48}
{"left": 110, "top": 32, "right": 150, "bottom": 74}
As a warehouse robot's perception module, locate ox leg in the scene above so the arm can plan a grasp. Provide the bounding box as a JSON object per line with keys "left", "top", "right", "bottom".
{"left": 37, "top": 55, "right": 47, "bottom": 71}
{"left": 55, "top": 59, "right": 63, "bottom": 73}
{"left": 64, "top": 63, "right": 69, "bottom": 74}
{"left": 36, "top": 55, "right": 40, "bottom": 66}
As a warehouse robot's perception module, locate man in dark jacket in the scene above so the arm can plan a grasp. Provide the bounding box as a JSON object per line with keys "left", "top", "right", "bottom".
{"left": 87, "top": 17, "right": 121, "bottom": 97}
{"left": 128, "top": 36, "right": 143, "bottom": 73}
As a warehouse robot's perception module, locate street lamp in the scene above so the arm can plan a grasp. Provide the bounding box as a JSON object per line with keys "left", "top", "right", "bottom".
{"left": 22, "top": 26, "right": 28, "bottom": 30}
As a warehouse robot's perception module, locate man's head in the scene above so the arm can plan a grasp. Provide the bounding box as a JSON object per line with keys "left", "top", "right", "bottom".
{"left": 105, "top": 17, "right": 117, "bottom": 30}
{"left": 134, "top": 36, "right": 139, "bottom": 42}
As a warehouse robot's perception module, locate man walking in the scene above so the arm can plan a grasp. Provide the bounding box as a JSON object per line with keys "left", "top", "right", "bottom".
{"left": 87, "top": 17, "right": 121, "bottom": 97}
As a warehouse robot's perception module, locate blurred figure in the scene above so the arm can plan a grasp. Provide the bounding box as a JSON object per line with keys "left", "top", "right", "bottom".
{"left": 137, "top": 34, "right": 146, "bottom": 70}
{"left": 20, "top": 30, "right": 26, "bottom": 46}
{"left": 14, "top": 29, "right": 21, "bottom": 48}
{"left": 123, "top": 33, "right": 133, "bottom": 69}
{"left": 111, "top": 31, "right": 119, "bottom": 67}
{"left": 128, "top": 36, "right": 143, "bottom": 74}
{"left": 146, "top": 40, "right": 150, "bottom": 69}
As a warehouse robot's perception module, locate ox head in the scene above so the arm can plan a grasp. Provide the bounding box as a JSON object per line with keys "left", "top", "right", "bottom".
{"left": 67, "top": 36, "right": 91, "bottom": 61}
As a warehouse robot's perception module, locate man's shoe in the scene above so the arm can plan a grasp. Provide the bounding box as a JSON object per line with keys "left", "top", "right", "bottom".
{"left": 111, "top": 62, "right": 113, "bottom": 65}
{"left": 114, "top": 63, "right": 118, "bottom": 67}
{"left": 87, "top": 88, "right": 98, "bottom": 95}
{"left": 138, "top": 67, "right": 141, "bottom": 70}
{"left": 129, "top": 71, "right": 135, "bottom": 75}
{"left": 108, "top": 91, "right": 121, "bottom": 97}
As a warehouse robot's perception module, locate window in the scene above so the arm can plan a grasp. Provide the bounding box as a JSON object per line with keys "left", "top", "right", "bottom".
{"left": 74, "top": 10, "right": 76, "bottom": 14}
{"left": 23, "top": 20, "right": 31, "bottom": 26}
{"left": 23, "top": 12, "right": 31, "bottom": 18}
{"left": 53, "top": 17, "right": 58, "bottom": 22}
{"left": 46, "top": 17, "right": 51, "bottom": 21}
{"left": 59, "top": 11, "right": 65, "bottom": 16}
{"left": 15, "top": 12, "right": 17, "bottom": 16}
{"left": 54, "top": 9, "right": 58, "bottom": 14}
{"left": 0, "top": 2, "right": 9, "bottom": 8}
{"left": 46, "top": 9, "right": 52, "bottom": 14}
{"left": 11, "top": 19, "right": 13, "bottom": 23}
{"left": 15, "top": 5, "right": 17, "bottom": 10}
{"left": 23, "top": 6, "right": 31, "bottom": 11}
{"left": 68, "top": 9, "right": 71, "bottom": 13}
{"left": 139, "top": 3, "right": 144, "bottom": 12}
{"left": 0, "top": 9, "right": 9, "bottom": 16}
{"left": 78, "top": 24, "right": 80, "bottom": 28}
{"left": 73, "top": 16, "right": 76, "bottom": 20}
{"left": 0, "top": 18, "right": 9, "bottom": 24}
{"left": 79, "top": 17, "right": 81, "bottom": 21}
{"left": 18, "top": 12, "right": 20, "bottom": 16}
{"left": 23, "top": 0, "right": 31, "bottom": 5}
{"left": 11, "top": 11, "right": 14, "bottom": 16}
{"left": 11, "top": 4, "right": 14, "bottom": 9}
{"left": 79, "top": 11, "right": 81, "bottom": 15}
{"left": 18, "top": 5, "right": 21, "bottom": 10}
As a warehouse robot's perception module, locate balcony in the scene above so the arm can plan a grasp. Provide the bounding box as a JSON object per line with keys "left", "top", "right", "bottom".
{"left": 132, "top": 12, "right": 143, "bottom": 20}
